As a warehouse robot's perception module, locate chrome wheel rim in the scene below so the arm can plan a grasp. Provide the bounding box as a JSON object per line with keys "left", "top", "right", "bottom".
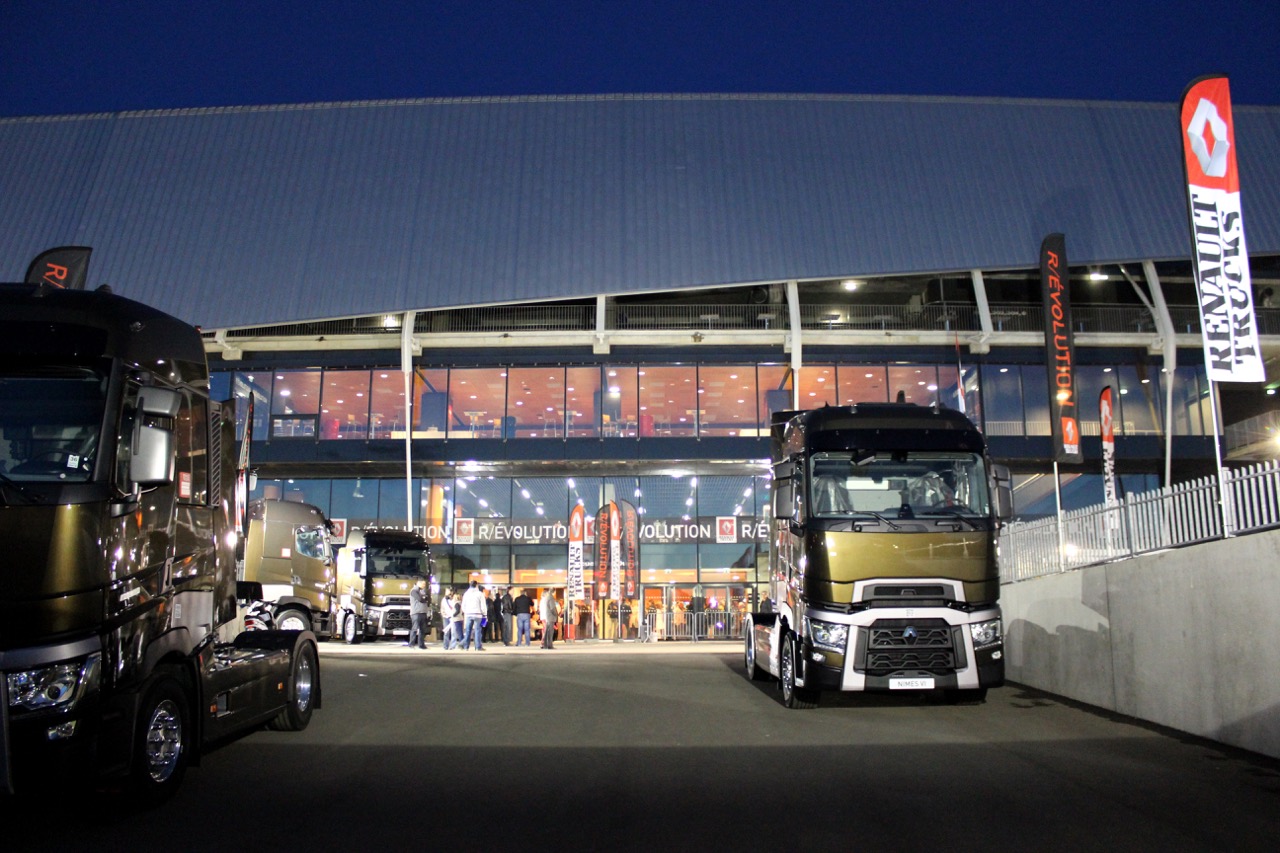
{"left": 294, "top": 654, "right": 314, "bottom": 711}
{"left": 144, "top": 699, "right": 183, "bottom": 783}
{"left": 278, "top": 612, "right": 307, "bottom": 632}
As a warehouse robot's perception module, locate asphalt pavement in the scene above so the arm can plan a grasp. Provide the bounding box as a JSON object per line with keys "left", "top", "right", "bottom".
{"left": 6, "top": 642, "right": 1280, "bottom": 851}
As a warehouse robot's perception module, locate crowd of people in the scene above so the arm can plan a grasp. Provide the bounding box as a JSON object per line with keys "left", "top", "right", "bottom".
{"left": 434, "top": 582, "right": 563, "bottom": 650}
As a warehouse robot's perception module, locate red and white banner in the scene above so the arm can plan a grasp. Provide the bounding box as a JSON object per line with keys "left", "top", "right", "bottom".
{"left": 1181, "top": 75, "right": 1264, "bottom": 383}
{"left": 566, "top": 504, "right": 585, "bottom": 601}
{"left": 1100, "top": 387, "right": 1118, "bottom": 508}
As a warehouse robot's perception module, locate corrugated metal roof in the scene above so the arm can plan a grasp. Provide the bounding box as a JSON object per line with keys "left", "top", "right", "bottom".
{"left": 2, "top": 93, "right": 1278, "bottom": 330}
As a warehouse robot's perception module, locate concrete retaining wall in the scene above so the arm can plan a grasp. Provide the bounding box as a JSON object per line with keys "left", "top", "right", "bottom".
{"left": 1001, "top": 529, "right": 1280, "bottom": 759}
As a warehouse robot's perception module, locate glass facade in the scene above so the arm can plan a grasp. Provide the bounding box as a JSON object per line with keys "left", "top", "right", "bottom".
{"left": 218, "top": 358, "right": 1209, "bottom": 444}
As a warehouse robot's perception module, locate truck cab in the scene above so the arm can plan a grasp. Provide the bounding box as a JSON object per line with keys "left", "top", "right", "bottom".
{"left": 746, "top": 403, "right": 1012, "bottom": 707}
{"left": 241, "top": 498, "right": 336, "bottom": 636}
{"left": 333, "top": 528, "right": 431, "bottom": 642}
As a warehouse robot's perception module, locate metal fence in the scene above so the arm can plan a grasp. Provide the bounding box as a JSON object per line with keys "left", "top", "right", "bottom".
{"left": 638, "top": 610, "right": 746, "bottom": 642}
{"left": 1000, "top": 461, "right": 1280, "bottom": 582}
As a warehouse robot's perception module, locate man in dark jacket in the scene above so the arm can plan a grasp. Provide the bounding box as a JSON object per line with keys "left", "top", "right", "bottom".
{"left": 408, "top": 579, "right": 431, "bottom": 649}
{"left": 499, "top": 587, "right": 514, "bottom": 645}
{"left": 512, "top": 587, "right": 535, "bottom": 646}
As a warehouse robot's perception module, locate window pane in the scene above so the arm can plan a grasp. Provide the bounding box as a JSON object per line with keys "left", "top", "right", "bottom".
{"left": 455, "top": 476, "right": 511, "bottom": 519}
{"left": 511, "top": 477, "right": 569, "bottom": 521}
{"left": 837, "top": 365, "right": 887, "bottom": 405}
{"left": 1170, "top": 365, "right": 1207, "bottom": 436}
{"left": 697, "top": 364, "right": 757, "bottom": 437}
{"left": 980, "top": 365, "right": 1024, "bottom": 436}
{"left": 331, "top": 478, "right": 380, "bottom": 527}
{"left": 1116, "top": 365, "right": 1162, "bottom": 435}
{"left": 639, "top": 364, "right": 697, "bottom": 437}
{"left": 234, "top": 371, "right": 272, "bottom": 442}
{"left": 413, "top": 368, "right": 449, "bottom": 437}
{"left": 508, "top": 367, "right": 564, "bottom": 438}
{"left": 1074, "top": 366, "right": 1120, "bottom": 438}
{"left": 887, "top": 364, "right": 938, "bottom": 405}
{"left": 513, "top": 545, "right": 567, "bottom": 586}
{"left": 449, "top": 367, "right": 507, "bottom": 438}
{"left": 697, "top": 475, "right": 755, "bottom": 516}
{"left": 319, "top": 369, "right": 371, "bottom": 440}
{"left": 758, "top": 364, "right": 792, "bottom": 426}
{"left": 566, "top": 367, "right": 600, "bottom": 438}
{"left": 1022, "top": 365, "right": 1051, "bottom": 435}
{"left": 796, "top": 364, "right": 836, "bottom": 408}
{"left": 601, "top": 366, "right": 637, "bottom": 436}
{"left": 270, "top": 370, "right": 321, "bottom": 438}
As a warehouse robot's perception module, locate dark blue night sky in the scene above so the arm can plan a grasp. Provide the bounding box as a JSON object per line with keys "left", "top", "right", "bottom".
{"left": 3, "top": 0, "right": 1279, "bottom": 117}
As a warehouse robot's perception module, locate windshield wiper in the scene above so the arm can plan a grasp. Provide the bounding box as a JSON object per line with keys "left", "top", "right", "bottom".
{"left": 924, "top": 507, "right": 983, "bottom": 529}
{"left": 0, "top": 470, "right": 40, "bottom": 505}
{"left": 853, "top": 511, "right": 901, "bottom": 531}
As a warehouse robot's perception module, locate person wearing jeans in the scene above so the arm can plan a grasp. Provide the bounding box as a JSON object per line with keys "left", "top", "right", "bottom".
{"left": 512, "top": 587, "right": 534, "bottom": 646}
{"left": 460, "top": 579, "right": 487, "bottom": 651}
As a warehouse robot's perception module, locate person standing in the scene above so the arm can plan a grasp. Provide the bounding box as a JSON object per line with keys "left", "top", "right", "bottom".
{"left": 440, "top": 590, "right": 459, "bottom": 650}
{"left": 484, "top": 588, "right": 499, "bottom": 644}
{"left": 408, "top": 579, "right": 431, "bottom": 649}
{"left": 512, "top": 587, "right": 534, "bottom": 646}
{"left": 499, "top": 587, "right": 514, "bottom": 646}
{"left": 461, "top": 580, "right": 487, "bottom": 651}
{"left": 539, "top": 589, "right": 560, "bottom": 650}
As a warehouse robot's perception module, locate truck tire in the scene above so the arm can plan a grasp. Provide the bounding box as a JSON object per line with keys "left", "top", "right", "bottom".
{"left": 130, "top": 676, "right": 190, "bottom": 804}
{"left": 744, "top": 631, "right": 768, "bottom": 681}
{"left": 780, "top": 636, "right": 818, "bottom": 709}
{"left": 342, "top": 612, "right": 364, "bottom": 644}
{"left": 275, "top": 607, "right": 311, "bottom": 633}
{"left": 268, "top": 642, "right": 318, "bottom": 732}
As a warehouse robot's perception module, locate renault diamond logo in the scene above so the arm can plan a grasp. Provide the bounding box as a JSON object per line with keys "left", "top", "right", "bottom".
{"left": 902, "top": 626, "right": 918, "bottom": 643}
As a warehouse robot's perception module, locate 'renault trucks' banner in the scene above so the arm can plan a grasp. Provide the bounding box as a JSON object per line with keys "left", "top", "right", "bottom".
{"left": 1180, "top": 75, "right": 1264, "bottom": 383}
{"left": 25, "top": 246, "right": 92, "bottom": 290}
{"left": 1040, "top": 233, "right": 1082, "bottom": 463}
{"left": 567, "top": 504, "right": 586, "bottom": 601}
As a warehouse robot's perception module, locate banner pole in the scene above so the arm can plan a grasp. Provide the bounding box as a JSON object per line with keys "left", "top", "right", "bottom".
{"left": 1206, "top": 379, "right": 1231, "bottom": 537}
{"left": 1054, "top": 461, "right": 1065, "bottom": 572}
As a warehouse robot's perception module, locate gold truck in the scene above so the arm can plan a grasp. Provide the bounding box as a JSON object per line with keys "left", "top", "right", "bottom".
{"left": 745, "top": 403, "right": 1012, "bottom": 707}
{"left": 1, "top": 261, "right": 320, "bottom": 801}
{"left": 333, "top": 528, "right": 432, "bottom": 643}
{"left": 241, "top": 498, "right": 336, "bottom": 636}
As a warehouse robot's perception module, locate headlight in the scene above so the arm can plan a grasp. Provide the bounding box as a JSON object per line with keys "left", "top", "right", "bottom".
{"left": 970, "top": 619, "right": 1002, "bottom": 648}
{"left": 6, "top": 653, "right": 101, "bottom": 713}
{"left": 808, "top": 619, "right": 848, "bottom": 652}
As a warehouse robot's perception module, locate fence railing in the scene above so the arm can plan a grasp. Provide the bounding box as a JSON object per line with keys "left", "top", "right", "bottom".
{"left": 1000, "top": 461, "right": 1280, "bottom": 582}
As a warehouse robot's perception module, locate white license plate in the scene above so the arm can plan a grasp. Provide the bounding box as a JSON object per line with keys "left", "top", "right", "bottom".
{"left": 890, "top": 677, "right": 935, "bottom": 690}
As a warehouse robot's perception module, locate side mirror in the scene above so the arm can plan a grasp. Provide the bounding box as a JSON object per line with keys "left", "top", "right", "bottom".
{"left": 236, "top": 580, "right": 264, "bottom": 603}
{"left": 131, "top": 422, "right": 175, "bottom": 485}
{"left": 991, "top": 463, "right": 1013, "bottom": 520}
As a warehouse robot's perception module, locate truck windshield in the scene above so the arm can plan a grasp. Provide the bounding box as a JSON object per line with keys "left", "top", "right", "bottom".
{"left": 809, "top": 451, "right": 990, "bottom": 519}
{"left": 367, "top": 552, "right": 428, "bottom": 576}
{"left": 0, "top": 366, "right": 107, "bottom": 484}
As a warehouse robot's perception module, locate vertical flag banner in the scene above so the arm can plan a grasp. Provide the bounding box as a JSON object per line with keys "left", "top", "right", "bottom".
{"left": 609, "top": 502, "right": 622, "bottom": 600}
{"left": 1040, "top": 233, "right": 1082, "bottom": 463}
{"left": 567, "top": 504, "right": 586, "bottom": 601}
{"left": 1181, "top": 75, "right": 1264, "bottom": 383}
{"left": 1100, "top": 387, "right": 1118, "bottom": 508}
{"left": 593, "top": 503, "right": 612, "bottom": 599}
{"left": 616, "top": 500, "right": 639, "bottom": 598}
{"left": 25, "top": 246, "right": 92, "bottom": 290}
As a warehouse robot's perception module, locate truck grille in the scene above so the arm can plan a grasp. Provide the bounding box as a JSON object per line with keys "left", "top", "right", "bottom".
{"left": 385, "top": 611, "right": 412, "bottom": 630}
{"left": 862, "top": 619, "right": 957, "bottom": 675}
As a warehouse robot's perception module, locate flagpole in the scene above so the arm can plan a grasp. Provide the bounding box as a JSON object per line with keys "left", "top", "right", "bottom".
{"left": 1054, "top": 460, "right": 1065, "bottom": 572}
{"left": 1206, "top": 379, "right": 1231, "bottom": 537}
